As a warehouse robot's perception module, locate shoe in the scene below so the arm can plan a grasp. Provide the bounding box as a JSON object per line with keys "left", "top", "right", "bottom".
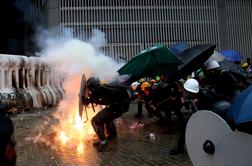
{"left": 169, "top": 147, "right": 185, "bottom": 155}
{"left": 106, "top": 135, "right": 117, "bottom": 140}
{"left": 96, "top": 142, "right": 108, "bottom": 152}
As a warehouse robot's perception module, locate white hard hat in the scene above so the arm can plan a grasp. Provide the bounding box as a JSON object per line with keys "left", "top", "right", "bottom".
{"left": 205, "top": 60, "right": 220, "bottom": 70}
{"left": 183, "top": 78, "right": 199, "bottom": 93}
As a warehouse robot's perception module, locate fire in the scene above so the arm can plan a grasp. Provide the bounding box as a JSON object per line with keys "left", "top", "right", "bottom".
{"left": 59, "top": 131, "right": 69, "bottom": 145}
{"left": 52, "top": 75, "right": 101, "bottom": 153}
{"left": 77, "top": 143, "right": 84, "bottom": 154}
{"left": 75, "top": 112, "right": 84, "bottom": 132}
{"left": 39, "top": 36, "right": 121, "bottom": 155}
{"left": 56, "top": 104, "right": 98, "bottom": 144}
{"left": 54, "top": 102, "right": 100, "bottom": 155}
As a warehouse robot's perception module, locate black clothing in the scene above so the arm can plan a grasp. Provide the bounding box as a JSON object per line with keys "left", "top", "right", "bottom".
{"left": 150, "top": 81, "right": 186, "bottom": 150}
{"left": 151, "top": 82, "right": 185, "bottom": 128}
{"left": 236, "top": 121, "right": 252, "bottom": 135}
{"left": 160, "top": 82, "right": 186, "bottom": 150}
{"left": 0, "top": 112, "right": 16, "bottom": 166}
{"left": 134, "top": 83, "right": 154, "bottom": 118}
{"left": 88, "top": 83, "right": 134, "bottom": 142}
{"left": 91, "top": 108, "right": 120, "bottom": 141}
{"left": 205, "top": 70, "right": 242, "bottom": 102}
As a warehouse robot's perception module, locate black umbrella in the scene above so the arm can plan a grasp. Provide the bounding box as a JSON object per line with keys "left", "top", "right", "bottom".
{"left": 171, "top": 44, "right": 216, "bottom": 80}
{"left": 219, "top": 59, "right": 241, "bottom": 71}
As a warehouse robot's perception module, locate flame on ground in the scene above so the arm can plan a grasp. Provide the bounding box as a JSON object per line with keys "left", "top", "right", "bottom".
{"left": 54, "top": 103, "right": 99, "bottom": 153}
{"left": 52, "top": 75, "right": 101, "bottom": 154}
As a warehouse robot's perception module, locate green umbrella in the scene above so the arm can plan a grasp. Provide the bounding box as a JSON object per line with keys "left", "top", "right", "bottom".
{"left": 117, "top": 44, "right": 183, "bottom": 78}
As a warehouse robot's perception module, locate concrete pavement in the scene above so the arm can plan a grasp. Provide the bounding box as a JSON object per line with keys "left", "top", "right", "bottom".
{"left": 11, "top": 103, "right": 193, "bottom": 166}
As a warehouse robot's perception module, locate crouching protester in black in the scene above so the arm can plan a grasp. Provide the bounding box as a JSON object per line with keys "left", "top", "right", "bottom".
{"left": 84, "top": 77, "right": 136, "bottom": 152}
{"left": 0, "top": 102, "right": 16, "bottom": 166}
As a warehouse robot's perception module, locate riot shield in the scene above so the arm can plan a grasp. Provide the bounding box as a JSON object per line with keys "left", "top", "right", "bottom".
{"left": 78, "top": 73, "right": 89, "bottom": 123}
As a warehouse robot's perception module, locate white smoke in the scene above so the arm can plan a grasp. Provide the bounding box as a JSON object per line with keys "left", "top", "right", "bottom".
{"left": 88, "top": 29, "right": 107, "bottom": 48}
{"left": 33, "top": 27, "right": 127, "bottom": 146}
{"left": 38, "top": 28, "right": 121, "bottom": 81}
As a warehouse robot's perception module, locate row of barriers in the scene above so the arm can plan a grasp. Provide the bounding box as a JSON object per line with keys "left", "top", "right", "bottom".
{"left": 0, "top": 54, "right": 64, "bottom": 113}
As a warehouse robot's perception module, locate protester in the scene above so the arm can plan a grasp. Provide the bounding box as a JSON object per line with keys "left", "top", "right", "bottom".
{"left": 151, "top": 80, "right": 184, "bottom": 130}
{"left": 169, "top": 78, "right": 200, "bottom": 155}
{"left": 83, "top": 77, "right": 136, "bottom": 152}
{"left": 204, "top": 60, "right": 243, "bottom": 102}
{"left": 134, "top": 79, "right": 155, "bottom": 118}
{"left": 0, "top": 102, "right": 16, "bottom": 165}
{"left": 149, "top": 79, "right": 158, "bottom": 90}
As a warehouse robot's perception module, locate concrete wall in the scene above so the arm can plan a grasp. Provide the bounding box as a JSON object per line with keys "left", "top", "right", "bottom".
{"left": 44, "top": 0, "right": 252, "bottom": 62}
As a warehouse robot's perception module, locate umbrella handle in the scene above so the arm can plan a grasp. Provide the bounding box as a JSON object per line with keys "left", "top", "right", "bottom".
{"left": 82, "top": 105, "right": 89, "bottom": 124}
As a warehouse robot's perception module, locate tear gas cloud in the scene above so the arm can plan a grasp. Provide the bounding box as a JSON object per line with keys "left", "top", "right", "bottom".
{"left": 37, "top": 27, "right": 125, "bottom": 121}
{"left": 30, "top": 27, "right": 126, "bottom": 146}
{"left": 37, "top": 28, "right": 126, "bottom": 120}
{"left": 39, "top": 28, "right": 124, "bottom": 81}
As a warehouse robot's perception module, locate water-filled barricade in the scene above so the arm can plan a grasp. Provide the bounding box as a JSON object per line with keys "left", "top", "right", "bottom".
{"left": 0, "top": 54, "right": 64, "bottom": 112}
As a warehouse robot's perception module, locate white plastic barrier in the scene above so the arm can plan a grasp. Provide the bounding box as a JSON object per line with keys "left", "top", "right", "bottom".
{"left": 0, "top": 54, "right": 64, "bottom": 111}
{"left": 0, "top": 54, "right": 18, "bottom": 108}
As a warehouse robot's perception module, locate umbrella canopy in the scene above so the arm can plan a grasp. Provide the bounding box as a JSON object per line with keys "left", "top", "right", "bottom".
{"left": 169, "top": 42, "right": 189, "bottom": 55}
{"left": 205, "top": 51, "right": 241, "bottom": 71}
{"left": 117, "top": 44, "right": 183, "bottom": 78}
{"left": 205, "top": 51, "right": 250, "bottom": 84}
{"left": 219, "top": 50, "right": 242, "bottom": 62}
{"left": 219, "top": 59, "right": 241, "bottom": 71}
{"left": 205, "top": 51, "right": 226, "bottom": 63}
{"left": 226, "top": 85, "right": 252, "bottom": 124}
{"left": 172, "top": 44, "right": 216, "bottom": 80}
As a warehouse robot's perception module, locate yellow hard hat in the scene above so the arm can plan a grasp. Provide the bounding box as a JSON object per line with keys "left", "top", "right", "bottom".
{"left": 141, "top": 81, "right": 150, "bottom": 91}
{"left": 100, "top": 79, "right": 108, "bottom": 84}
{"left": 139, "top": 78, "right": 145, "bottom": 83}
{"left": 242, "top": 62, "right": 249, "bottom": 68}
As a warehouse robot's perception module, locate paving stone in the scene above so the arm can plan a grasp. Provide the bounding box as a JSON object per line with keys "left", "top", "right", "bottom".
{"left": 11, "top": 104, "right": 193, "bottom": 166}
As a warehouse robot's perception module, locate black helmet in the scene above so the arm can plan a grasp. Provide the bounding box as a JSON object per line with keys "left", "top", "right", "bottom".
{"left": 87, "top": 77, "right": 100, "bottom": 90}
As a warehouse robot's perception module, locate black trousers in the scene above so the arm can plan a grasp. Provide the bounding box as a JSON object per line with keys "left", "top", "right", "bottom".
{"left": 136, "top": 100, "right": 154, "bottom": 116}
{"left": 160, "top": 100, "right": 186, "bottom": 149}
{"left": 91, "top": 107, "right": 124, "bottom": 141}
{"left": 175, "top": 108, "right": 186, "bottom": 150}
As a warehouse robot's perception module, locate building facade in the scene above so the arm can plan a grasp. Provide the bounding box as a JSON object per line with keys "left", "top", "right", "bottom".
{"left": 44, "top": 0, "right": 252, "bottom": 62}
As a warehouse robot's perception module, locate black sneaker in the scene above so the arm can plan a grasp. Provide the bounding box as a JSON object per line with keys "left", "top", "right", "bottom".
{"left": 169, "top": 147, "right": 185, "bottom": 155}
